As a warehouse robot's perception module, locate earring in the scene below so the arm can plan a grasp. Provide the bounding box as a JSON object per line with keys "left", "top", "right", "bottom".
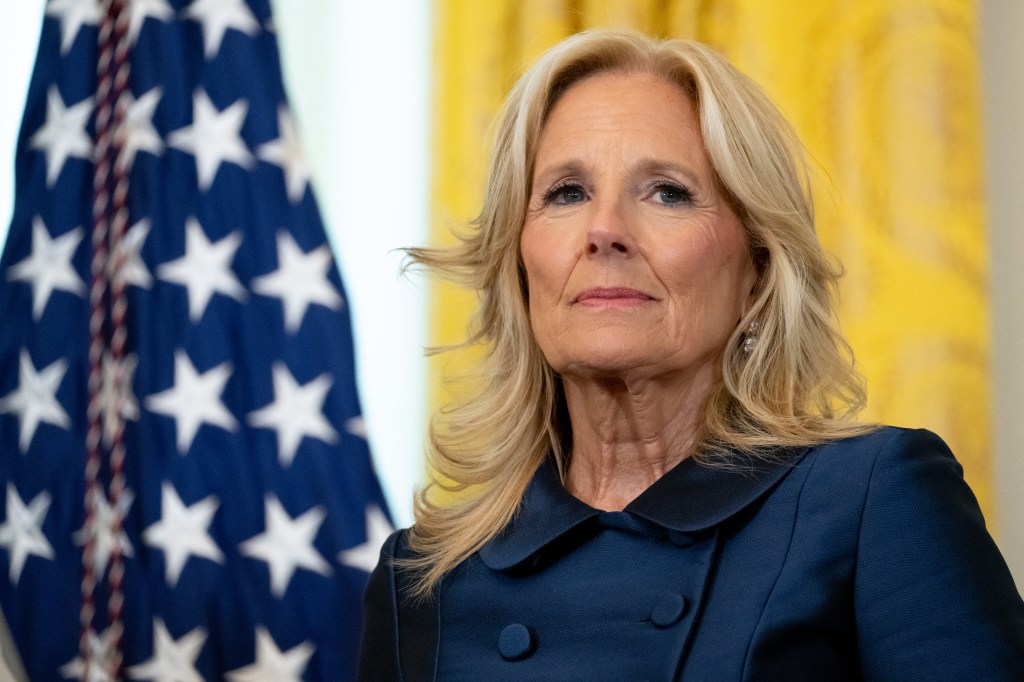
{"left": 742, "top": 320, "right": 760, "bottom": 354}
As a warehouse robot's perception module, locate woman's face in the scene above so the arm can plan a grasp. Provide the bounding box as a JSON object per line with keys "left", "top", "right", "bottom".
{"left": 520, "top": 70, "right": 756, "bottom": 384}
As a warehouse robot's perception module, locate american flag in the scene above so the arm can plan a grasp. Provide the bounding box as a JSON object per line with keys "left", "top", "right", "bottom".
{"left": 0, "top": 0, "right": 392, "bottom": 679}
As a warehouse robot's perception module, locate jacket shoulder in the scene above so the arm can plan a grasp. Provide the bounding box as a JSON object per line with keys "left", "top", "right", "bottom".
{"left": 357, "top": 529, "right": 406, "bottom": 680}
{"left": 823, "top": 427, "right": 1024, "bottom": 679}
{"left": 799, "top": 426, "right": 955, "bottom": 492}
{"left": 806, "top": 425, "right": 944, "bottom": 462}
{"left": 358, "top": 528, "right": 441, "bottom": 682}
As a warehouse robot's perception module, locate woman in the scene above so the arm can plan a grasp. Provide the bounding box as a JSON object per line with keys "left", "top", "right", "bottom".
{"left": 360, "top": 29, "right": 1024, "bottom": 680}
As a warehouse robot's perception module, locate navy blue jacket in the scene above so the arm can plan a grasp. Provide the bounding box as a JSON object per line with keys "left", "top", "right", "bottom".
{"left": 359, "top": 428, "right": 1024, "bottom": 680}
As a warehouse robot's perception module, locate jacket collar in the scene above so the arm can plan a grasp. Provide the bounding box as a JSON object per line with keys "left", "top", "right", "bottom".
{"left": 479, "top": 448, "right": 807, "bottom": 571}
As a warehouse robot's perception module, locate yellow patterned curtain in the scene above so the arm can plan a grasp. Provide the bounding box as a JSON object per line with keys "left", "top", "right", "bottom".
{"left": 431, "top": 0, "right": 992, "bottom": 517}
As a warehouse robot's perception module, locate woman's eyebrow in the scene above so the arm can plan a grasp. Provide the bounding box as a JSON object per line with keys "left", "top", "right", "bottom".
{"left": 633, "top": 158, "right": 704, "bottom": 187}
{"left": 531, "top": 160, "right": 588, "bottom": 187}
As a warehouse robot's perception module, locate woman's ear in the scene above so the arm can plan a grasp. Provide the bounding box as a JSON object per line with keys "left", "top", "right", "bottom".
{"left": 739, "top": 240, "right": 769, "bottom": 319}
{"left": 739, "top": 259, "right": 758, "bottom": 320}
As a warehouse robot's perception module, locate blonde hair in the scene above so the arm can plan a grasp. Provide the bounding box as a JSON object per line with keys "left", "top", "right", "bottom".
{"left": 402, "top": 29, "right": 872, "bottom": 597}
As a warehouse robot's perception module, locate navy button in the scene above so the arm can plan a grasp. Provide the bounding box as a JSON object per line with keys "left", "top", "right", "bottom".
{"left": 650, "top": 594, "right": 688, "bottom": 628}
{"left": 498, "top": 623, "right": 535, "bottom": 661}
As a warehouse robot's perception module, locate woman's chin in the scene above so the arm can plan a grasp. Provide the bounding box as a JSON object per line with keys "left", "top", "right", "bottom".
{"left": 555, "top": 349, "right": 666, "bottom": 381}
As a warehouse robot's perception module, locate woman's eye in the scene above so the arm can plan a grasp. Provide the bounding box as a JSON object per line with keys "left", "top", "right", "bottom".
{"left": 654, "top": 184, "right": 693, "bottom": 205}
{"left": 545, "top": 184, "right": 587, "bottom": 205}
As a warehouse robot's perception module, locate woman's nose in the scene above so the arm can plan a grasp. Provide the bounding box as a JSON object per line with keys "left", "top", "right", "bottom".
{"left": 586, "top": 231, "right": 631, "bottom": 255}
{"left": 586, "top": 199, "right": 635, "bottom": 257}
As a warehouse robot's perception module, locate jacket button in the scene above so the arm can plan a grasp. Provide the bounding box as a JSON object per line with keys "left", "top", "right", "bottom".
{"left": 650, "top": 594, "right": 689, "bottom": 628}
{"left": 498, "top": 623, "right": 535, "bottom": 661}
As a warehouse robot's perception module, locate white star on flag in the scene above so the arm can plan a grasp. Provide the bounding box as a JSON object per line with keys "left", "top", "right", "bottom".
{"left": 6, "top": 218, "right": 85, "bottom": 319}
{"left": 168, "top": 90, "right": 253, "bottom": 190}
{"left": 145, "top": 349, "right": 238, "bottom": 454}
{"left": 225, "top": 627, "right": 314, "bottom": 682}
{"left": 247, "top": 363, "right": 338, "bottom": 467}
{"left": 0, "top": 350, "right": 70, "bottom": 452}
{"left": 120, "top": 87, "right": 165, "bottom": 170}
{"left": 100, "top": 350, "right": 139, "bottom": 447}
{"left": 240, "top": 496, "right": 331, "bottom": 598}
{"left": 0, "top": 484, "right": 54, "bottom": 583}
{"left": 251, "top": 231, "right": 343, "bottom": 333}
{"left": 44, "top": 0, "right": 102, "bottom": 55}
{"left": 156, "top": 218, "right": 245, "bottom": 322}
{"left": 59, "top": 626, "right": 116, "bottom": 682}
{"left": 182, "top": 0, "right": 261, "bottom": 59}
{"left": 125, "top": 0, "right": 174, "bottom": 46}
{"left": 126, "top": 620, "right": 206, "bottom": 682}
{"left": 338, "top": 505, "right": 393, "bottom": 574}
{"left": 143, "top": 483, "right": 224, "bottom": 587}
{"left": 29, "top": 86, "right": 93, "bottom": 186}
{"left": 73, "top": 489, "right": 135, "bottom": 577}
{"left": 257, "top": 108, "right": 309, "bottom": 204}
{"left": 115, "top": 219, "right": 154, "bottom": 290}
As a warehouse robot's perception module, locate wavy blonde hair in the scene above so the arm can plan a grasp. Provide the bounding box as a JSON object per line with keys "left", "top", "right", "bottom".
{"left": 402, "top": 29, "right": 873, "bottom": 597}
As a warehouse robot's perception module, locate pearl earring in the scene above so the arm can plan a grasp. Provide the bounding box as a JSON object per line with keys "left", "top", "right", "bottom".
{"left": 742, "top": 320, "right": 760, "bottom": 354}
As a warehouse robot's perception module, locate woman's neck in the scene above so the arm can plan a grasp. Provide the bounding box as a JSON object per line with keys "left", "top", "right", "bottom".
{"left": 562, "top": 370, "right": 711, "bottom": 511}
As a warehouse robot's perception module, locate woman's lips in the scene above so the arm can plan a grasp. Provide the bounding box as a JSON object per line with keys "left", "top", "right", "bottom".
{"left": 573, "top": 287, "right": 655, "bottom": 306}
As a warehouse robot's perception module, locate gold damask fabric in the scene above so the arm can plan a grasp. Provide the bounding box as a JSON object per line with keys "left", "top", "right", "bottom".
{"left": 431, "top": 0, "right": 992, "bottom": 517}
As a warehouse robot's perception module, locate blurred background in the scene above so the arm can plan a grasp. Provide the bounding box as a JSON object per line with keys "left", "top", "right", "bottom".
{"left": 2, "top": 0, "right": 1021, "bottom": 592}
